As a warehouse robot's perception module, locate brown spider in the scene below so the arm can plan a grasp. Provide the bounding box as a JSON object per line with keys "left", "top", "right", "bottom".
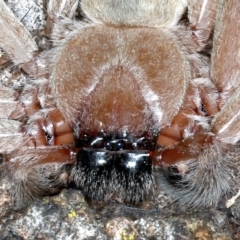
{"left": 0, "top": 0, "right": 240, "bottom": 208}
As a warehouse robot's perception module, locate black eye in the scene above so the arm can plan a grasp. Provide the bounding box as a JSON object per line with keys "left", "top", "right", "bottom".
{"left": 104, "top": 140, "right": 125, "bottom": 151}
{"left": 116, "top": 140, "right": 124, "bottom": 150}
{"left": 104, "top": 141, "right": 111, "bottom": 150}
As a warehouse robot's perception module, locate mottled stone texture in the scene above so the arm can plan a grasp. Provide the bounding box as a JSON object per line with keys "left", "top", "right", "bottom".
{"left": 0, "top": 185, "right": 239, "bottom": 239}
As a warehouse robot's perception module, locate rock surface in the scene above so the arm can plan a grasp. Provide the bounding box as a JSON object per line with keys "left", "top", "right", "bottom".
{"left": 1, "top": 184, "right": 240, "bottom": 239}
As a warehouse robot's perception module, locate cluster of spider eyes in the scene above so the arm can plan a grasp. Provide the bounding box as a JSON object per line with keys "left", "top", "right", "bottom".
{"left": 41, "top": 122, "right": 156, "bottom": 151}
{"left": 77, "top": 133, "right": 156, "bottom": 151}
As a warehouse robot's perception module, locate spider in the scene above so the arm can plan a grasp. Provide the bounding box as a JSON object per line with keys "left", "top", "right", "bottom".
{"left": 0, "top": 0, "right": 239, "bottom": 208}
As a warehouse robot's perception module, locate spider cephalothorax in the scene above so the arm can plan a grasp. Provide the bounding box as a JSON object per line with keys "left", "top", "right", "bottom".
{"left": 0, "top": 0, "right": 240, "bottom": 208}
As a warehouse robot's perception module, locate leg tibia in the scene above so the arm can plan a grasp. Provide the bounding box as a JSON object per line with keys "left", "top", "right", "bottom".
{"left": 0, "top": 0, "right": 38, "bottom": 65}
{"left": 3, "top": 146, "right": 75, "bottom": 207}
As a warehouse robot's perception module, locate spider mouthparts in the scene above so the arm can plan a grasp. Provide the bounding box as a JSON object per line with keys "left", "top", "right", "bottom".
{"left": 72, "top": 147, "right": 153, "bottom": 204}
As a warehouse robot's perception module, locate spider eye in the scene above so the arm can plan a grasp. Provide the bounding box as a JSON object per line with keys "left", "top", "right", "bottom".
{"left": 104, "top": 140, "right": 125, "bottom": 151}
{"left": 104, "top": 141, "right": 111, "bottom": 150}
{"left": 116, "top": 140, "right": 124, "bottom": 150}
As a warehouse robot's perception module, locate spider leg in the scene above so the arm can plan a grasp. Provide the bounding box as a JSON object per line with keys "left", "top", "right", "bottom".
{"left": 2, "top": 102, "right": 75, "bottom": 206}
{"left": 1, "top": 105, "right": 75, "bottom": 206}
{"left": 0, "top": 86, "right": 75, "bottom": 206}
{"left": 0, "top": 1, "right": 79, "bottom": 206}
{"left": 0, "top": 88, "right": 18, "bottom": 119}
{"left": 153, "top": 0, "right": 240, "bottom": 207}
{"left": 0, "top": 88, "right": 23, "bottom": 153}
{"left": 192, "top": 0, "right": 240, "bottom": 145}
{"left": 188, "top": 0, "right": 218, "bottom": 48}
{"left": 1, "top": 101, "right": 75, "bottom": 206}
{"left": 0, "top": 0, "right": 38, "bottom": 67}
{"left": 45, "top": 0, "right": 79, "bottom": 35}
{"left": 154, "top": 87, "right": 240, "bottom": 207}
{"left": 47, "top": 0, "right": 79, "bottom": 20}
{"left": 211, "top": 0, "right": 240, "bottom": 107}
{"left": 156, "top": 0, "right": 220, "bottom": 150}
{"left": 156, "top": 77, "right": 219, "bottom": 149}
{"left": 0, "top": 0, "right": 79, "bottom": 77}
{"left": 0, "top": 0, "right": 48, "bottom": 77}
{"left": 3, "top": 146, "right": 75, "bottom": 207}
{"left": 0, "top": 119, "right": 21, "bottom": 154}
